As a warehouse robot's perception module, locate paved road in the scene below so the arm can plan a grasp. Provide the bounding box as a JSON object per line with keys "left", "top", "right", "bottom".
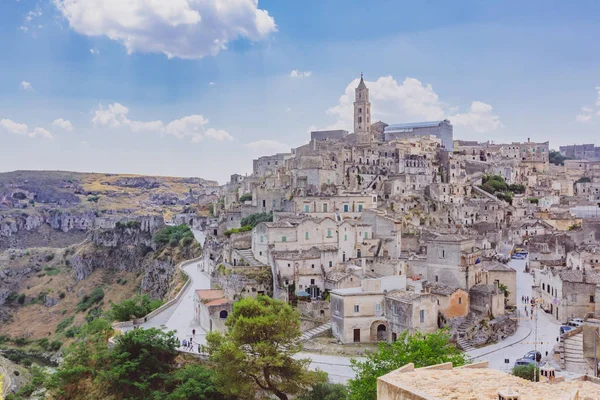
{"left": 469, "top": 258, "right": 561, "bottom": 372}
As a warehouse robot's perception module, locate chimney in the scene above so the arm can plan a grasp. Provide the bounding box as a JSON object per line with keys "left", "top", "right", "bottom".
{"left": 498, "top": 388, "right": 520, "bottom": 400}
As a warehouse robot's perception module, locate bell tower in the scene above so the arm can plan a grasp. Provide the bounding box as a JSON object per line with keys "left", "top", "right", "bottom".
{"left": 354, "top": 73, "right": 371, "bottom": 143}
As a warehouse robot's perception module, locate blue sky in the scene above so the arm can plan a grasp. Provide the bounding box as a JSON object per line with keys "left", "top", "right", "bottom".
{"left": 1, "top": 0, "right": 600, "bottom": 183}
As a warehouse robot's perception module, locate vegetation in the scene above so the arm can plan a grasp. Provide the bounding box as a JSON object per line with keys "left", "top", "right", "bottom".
{"left": 239, "top": 193, "right": 252, "bottom": 202}
{"left": 44, "top": 266, "right": 61, "bottom": 276}
{"left": 526, "top": 197, "right": 539, "bottom": 204}
{"left": 56, "top": 316, "right": 75, "bottom": 333}
{"left": 204, "top": 296, "right": 325, "bottom": 400}
{"left": 115, "top": 220, "right": 141, "bottom": 229}
{"left": 47, "top": 319, "right": 230, "bottom": 400}
{"left": 87, "top": 194, "right": 100, "bottom": 203}
{"left": 480, "top": 174, "right": 520, "bottom": 205}
{"left": 76, "top": 287, "right": 105, "bottom": 312}
{"left": 498, "top": 283, "right": 510, "bottom": 300}
{"left": 508, "top": 183, "right": 526, "bottom": 194}
{"left": 348, "top": 330, "right": 468, "bottom": 400}
{"left": 568, "top": 223, "right": 582, "bottom": 231}
{"left": 223, "top": 225, "right": 252, "bottom": 236}
{"left": 6, "top": 366, "right": 47, "bottom": 400}
{"left": 576, "top": 176, "right": 591, "bottom": 184}
{"left": 511, "top": 363, "right": 539, "bottom": 382}
{"left": 108, "top": 294, "right": 164, "bottom": 322}
{"left": 240, "top": 211, "right": 273, "bottom": 228}
{"left": 549, "top": 150, "right": 570, "bottom": 166}
{"left": 153, "top": 224, "right": 195, "bottom": 249}
{"left": 299, "top": 382, "right": 348, "bottom": 400}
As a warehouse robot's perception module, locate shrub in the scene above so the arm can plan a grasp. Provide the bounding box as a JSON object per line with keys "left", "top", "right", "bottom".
{"left": 153, "top": 224, "right": 195, "bottom": 249}
{"left": 239, "top": 193, "right": 252, "bottom": 202}
{"left": 512, "top": 364, "right": 539, "bottom": 382}
{"left": 59, "top": 292, "right": 66, "bottom": 299}
{"left": 44, "top": 266, "right": 60, "bottom": 276}
{"left": 180, "top": 236, "right": 194, "bottom": 247}
{"left": 241, "top": 212, "right": 273, "bottom": 228}
{"left": 224, "top": 225, "right": 253, "bottom": 236}
{"left": 45, "top": 254, "right": 55, "bottom": 262}
{"left": 108, "top": 294, "right": 164, "bottom": 322}
{"left": 76, "top": 288, "right": 105, "bottom": 312}
{"left": 14, "top": 337, "right": 30, "bottom": 346}
{"left": 17, "top": 293, "right": 25, "bottom": 305}
{"left": 526, "top": 197, "right": 539, "bottom": 204}
{"left": 48, "top": 340, "right": 62, "bottom": 352}
{"left": 65, "top": 326, "right": 81, "bottom": 338}
{"left": 115, "top": 220, "right": 141, "bottom": 230}
{"left": 56, "top": 316, "right": 75, "bottom": 333}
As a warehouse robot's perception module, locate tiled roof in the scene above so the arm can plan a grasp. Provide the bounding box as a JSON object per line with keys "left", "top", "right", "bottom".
{"left": 385, "top": 290, "right": 423, "bottom": 302}
{"left": 481, "top": 261, "right": 516, "bottom": 272}
{"left": 423, "top": 282, "right": 461, "bottom": 296}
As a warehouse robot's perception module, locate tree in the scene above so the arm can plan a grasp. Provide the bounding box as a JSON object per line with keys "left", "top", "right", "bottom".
{"left": 298, "top": 382, "right": 348, "bottom": 400}
{"left": 348, "top": 330, "right": 468, "bottom": 400}
{"left": 166, "top": 364, "right": 229, "bottom": 400}
{"left": 498, "top": 283, "right": 510, "bottom": 303}
{"left": 204, "top": 296, "right": 325, "bottom": 400}
{"left": 108, "top": 294, "right": 163, "bottom": 322}
{"left": 549, "top": 150, "right": 569, "bottom": 166}
{"left": 512, "top": 364, "right": 539, "bottom": 382}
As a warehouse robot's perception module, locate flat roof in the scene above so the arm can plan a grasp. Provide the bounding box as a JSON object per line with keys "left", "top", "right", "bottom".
{"left": 385, "top": 121, "right": 446, "bottom": 131}
{"left": 379, "top": 362, "right": 600, "bottom": 399}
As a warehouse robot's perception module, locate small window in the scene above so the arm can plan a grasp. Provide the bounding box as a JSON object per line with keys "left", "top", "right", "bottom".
{"left": 304, "top": 204, "right": 310, "bottom": 212}
{"left": 419, "top": 310, "right": 425, "bottom": 323}
{"left": 344, "top": 204, "right": 349, "bottom": 212}
{"left": 435, "top": 275, "right": 439, "bottom": 282}
{"left": 329, "top": 261, "right": 333, "bottom": 268}
{"left": 354, "top": 305, "right": 360, "bottom": 313}
{"left": 327, "top": 229, "right": 332, "bottom": 238}
{"left": 305, "top": 232, "right": 309, "bottom": 240}
{"left": 376, "top": 303, "right": 381, "bottom": 313}
{"left": 393, "top": 304, "right": 399, "bottom": 315}
{"left": 358, "top": 204, "right": 363, "bottom": 212}
{"left": 364, "top": 232, "right": 368, "bottom": 239}
{"left": 288, "top": 263, "right": 291, "bottom": 268}
{"left": 260, "top": 235, "right": 264, "bottom": 243}
{"left": 311, "top": 279, "right": 315, "bottom": 285}
{"left": 282, "top": 236, "right": 287, "bottom": 242}
{"left": 323, "top": 203, "right": 328, "bottom": 212}
{"left": 458, "top": 297, "right": 462, "bottom": 305}
{"left": 344, "top": 234, "right": 348, "bottom": 241}
{"left": 311, "top": 264, "right": 315, "bottom": 269}
{"left": 591, "top": 296, "right": 595, "bottom": 303}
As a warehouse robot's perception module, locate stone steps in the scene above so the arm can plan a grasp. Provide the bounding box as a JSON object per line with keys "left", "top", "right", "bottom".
{"left": 236, "top": 249, "right": 263, "bottom": 267}
{"left": 299, "top": 322, "right": 332, "bottom": 342}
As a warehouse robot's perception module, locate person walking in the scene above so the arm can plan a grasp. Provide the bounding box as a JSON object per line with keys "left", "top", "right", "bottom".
{"left": 192, "top": 328, "right": 196, "bottom": 336}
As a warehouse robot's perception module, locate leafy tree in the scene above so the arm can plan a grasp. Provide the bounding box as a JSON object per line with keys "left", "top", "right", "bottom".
{"left": 240, "top": 212, "right": 273, "bottom": 228}
{"left": 239, "top": 193, "right": 253, "bottom": 203}
{"left": 512, "top": 363, "right": 539, "bottom": 381}
{"left": 298, "top": 382, "right": 348, "bottom": 400}
{"left": 108, "top": 294, "right": 163, "bottom": 322}
{"left": 348, "top": 330, "right": 467, "bottom": 400}
{"left": 508, "top": 184, "right": 526, "bottom": 194}
{"left": 165, "top": 364, "right": 229, "bottom": 400}
{"left": 153, "top": 224, "right": 195, "bottom": 249}
{"left": 204, "top": 296, "right": 325, "bottom": 400}
{"left": 99, "top": 328, "right": 179, "bottom": 399}
{"left": 549, "top": 150, "right": 569, "bottom": 166}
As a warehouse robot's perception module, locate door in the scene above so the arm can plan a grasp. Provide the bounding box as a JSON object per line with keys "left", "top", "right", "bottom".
{"left": 353, "top": 329, "right": 360, "bottom": 343}
{"left": 376, "top": 324, "right": 387, "bottom": 341}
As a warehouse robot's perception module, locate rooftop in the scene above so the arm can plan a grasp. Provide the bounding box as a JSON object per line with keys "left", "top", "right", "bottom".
{"left": 385, "top": 120, "right": 448, "bottom": 131}
{"left": 378, "top": 362, "right": 600, "bottom": 399}
{"left": 195, "top": 289, "right": 226, "bottom": 302}
{"left": 385, "top": 290, "right": 423, "bottom": 302}
{"left": 481, "top": 261, "right": 516, "bottom": 273}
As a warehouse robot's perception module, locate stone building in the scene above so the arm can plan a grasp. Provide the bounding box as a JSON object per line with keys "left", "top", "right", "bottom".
{"left": 480, "top": 261, "right": 517, "bottom": 306}
{"left": 193, "top": 289, "right": 233, "bottom": 334}
{"left": 384, "top": 120, "right": 454, "bottom": 151}
{"left": 423, "top": 282, "right": 469, "bottom": 322}
{"left": 469, "top": 284, "right": 505, "bottom": 317}
{"left": 384, "top": 290, "right": 439, "bottom": 339}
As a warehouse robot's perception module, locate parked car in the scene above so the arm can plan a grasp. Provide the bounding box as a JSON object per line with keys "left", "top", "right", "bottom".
{"left": 560, "top": 325, "right": 575, "bottom": 335}
{"left": 512, "top": 253, "right": 527, "bottom": 260}
{"left": 567, "top": 318, "right": 584, "bottom": 327}
{"left": 523, "top": 350, "right": 542, "bottom": 362}
{"left": 514, "top": 358, "right": 537, "bottom": 367}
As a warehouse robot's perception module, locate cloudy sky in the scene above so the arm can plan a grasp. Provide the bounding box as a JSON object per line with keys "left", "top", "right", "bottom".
{"left": 1, "top": 0, "right": 600, "bottom": 183}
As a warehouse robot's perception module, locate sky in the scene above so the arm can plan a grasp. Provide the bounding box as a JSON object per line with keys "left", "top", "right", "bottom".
{"left": 1, "top": 0, "right": 600, "bottom": 184}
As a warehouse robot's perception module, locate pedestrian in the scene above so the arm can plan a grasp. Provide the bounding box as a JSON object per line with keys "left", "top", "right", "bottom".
{"left": 546, "top": 351, "right": 548, "bottom": 357}
{"left": 192, "top": 328, "right": 196, "bottom": 336}
{"left": 182, "top": 339, "right": 187, "bottom": 348}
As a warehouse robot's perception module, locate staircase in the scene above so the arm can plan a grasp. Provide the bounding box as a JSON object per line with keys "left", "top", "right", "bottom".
{"left": 236, "top": 249, "right": 264, "bottom": 267}
{"left": 299, "top": 322, "right": 331, "bottom": 342}
{"left": 456, "top": 314, "right": 476, "bottom": 351}
{"left": 561, "top": 331, "right": 589, "bottom": 374}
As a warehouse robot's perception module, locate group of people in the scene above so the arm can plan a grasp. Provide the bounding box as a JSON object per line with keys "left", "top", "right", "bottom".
{"left": 521, "top": 296, "right": 537, "bottom": 319}
{"left": 181, "top": 328, "right": 202, "bottom": 353}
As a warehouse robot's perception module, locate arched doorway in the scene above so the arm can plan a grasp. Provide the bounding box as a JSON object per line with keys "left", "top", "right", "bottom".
{"left": 376, "top": 324, "right": 387, "bottom": 341}
{"left": 219, "top": 310, "right": 228, "bottom": 319}
{"left": 357, "top": 249, "right": 362, "bottom": 258}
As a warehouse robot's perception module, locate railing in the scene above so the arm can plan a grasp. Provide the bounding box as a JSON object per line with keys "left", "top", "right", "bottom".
{"left": 109, "top": 257, "right": 203, "bottom": 346}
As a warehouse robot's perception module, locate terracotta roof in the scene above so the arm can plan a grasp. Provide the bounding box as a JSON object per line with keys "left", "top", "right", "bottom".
{"left": 204, "top": 298, "right": 232, "bottom": 307}
{"left": 196, "top": 289, "right": 226, "bottom": 302}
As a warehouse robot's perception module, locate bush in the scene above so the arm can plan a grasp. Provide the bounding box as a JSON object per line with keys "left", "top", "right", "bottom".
{"left": 17, "top": 293, "right": 26, "bottom": 305}
{"left": 56, "top": 316, "right": 75, "bottom": 333}
{"left": 153, "top": 224, "right": 195, "bottom": 249}
{"left": 508, "top": 184, "right": 526, "bottom": 194}
{"left": 59, "top": 292, "right": 66, "bottom": 299}
{"left": 240, "top": 212, "right": 273, "bottom": 228}
{"left": 45, "top": 253, "right": 55, "bottom": 262}
{"left": 239, "top": 193, "right": 252, "bottom": 202}
{"left": 116, "top": 220, "right": 141, "bottom": 230}
{"left": 48, "top": 340, "right": 63, "bottom": 352}
{"left": 108, "top": 294, "right": 164, "bottom": 322}
{"left": 180, "top": 236, "right": 194, "bottom": 247}
{"left": 65, "top": 326, "right": 81, "bottom": 338}
{"left": 526, "top": 197, "right": 539, "bottom": 204}
{"left": 512, "top": 363, "right": 539, "bottom": 382}
{"left": 76, "top": 287, "right": 105, "bottom": 312}
{"left": 224, "top": 225, "right": 253, "bottom": 236}
{"left": 44, "top": 266, "right": 61, "bottom": 276}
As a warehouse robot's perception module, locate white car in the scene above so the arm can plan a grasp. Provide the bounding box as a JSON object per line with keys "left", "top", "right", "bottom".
{"left": 568, "top": 318, "right": 584, "bottom": 327}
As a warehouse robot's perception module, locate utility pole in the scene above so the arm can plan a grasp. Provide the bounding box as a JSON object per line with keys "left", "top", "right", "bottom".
{"left": 533, "top": 296, "right": 540, "bottom": 381}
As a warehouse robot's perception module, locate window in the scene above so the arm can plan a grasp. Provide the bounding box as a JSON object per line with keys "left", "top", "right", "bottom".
{"left": 375, "top": 303, "right": 381, "bottom": 314}
{"left": 458, "top": 297, "right": 462, "bottom": 304}
{"left": 358, "top": 116, "right": 362, "bottom": 123}
{"left": 327, "top": 229, "right": 332, "bottom": 238}
{"left": 344, "top": 204, "right": 349, "bottom": 212}
{"left": 364, "top": 232, "right": 368, "bottom": 239}
{"left": 311, "top": 264, "right": 315, "bottom": 269}
{"left": 440, "top": 249, "right": 445, "bottom": 258}
{"left": 393, "top": 304, "right": 399, "bottom": 315}
{"left": 344, "top": 234, "right": 348, "bottom": 241}
{"left": 359, "top": 107, "right": 362, "bottom": 113}
{"left": 304, "top": 204, "right": 310, "bottom": 212}
{"left": 419, "top": 310, "right": 425, "bottom": 323}
{"left": 329, "top": 261, "right": 333, "bottom": 268}
{"left": 260, "top": 235, "right": 264, "bottom": 243}
{"left": 542, "top": 283, "right": 545, "bottom": 290}
{"left": 311, "top": 279, "right": 315, "bottom": 285}
{"left": 354, "top": 305, "right": 360, "bottom": 313}
{"left": 358, "top": 204, "right": 363, "bottom": 212}
{"left": 288, "top": 263, "right": 291, "bottom": 268}
{"left": 323, "top": 203, "right": 328, "bottom": 212}
{"left": 305, "top": 231, "right": 309, "bottom": 240}
{"left": 591, "top": 296, "right": 595, "bottom": 303}
{"left": 282, "top": 236, "right": 287, "bottom": 242}
{"left": 435, "top": 275, "right": 439, "bottom": 282}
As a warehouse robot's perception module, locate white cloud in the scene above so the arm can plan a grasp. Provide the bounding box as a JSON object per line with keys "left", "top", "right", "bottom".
{"left": 53, "top": 0, "right": 277, "bottom": 59}
{"left": 325, "top": 75, "right": 501, "bottom": 134}
{"left": 450, "top": 101, "right": 502, "bottom": 132}
{"left": 92, "top": 103, "right": 232, "bottom": 142}
{"left": 20, "top": 81, "right": 33, "bottom": 90}
{"left": 245, "top": 139, "right": 290, "bottom": 154}
{"left": 286, "top": 107, "right": 291, "bottom": 112}
{"left": 19, "top": 26, "right": 28, "bottom": 32}
{"left": 582, "top": 106, "right": 593, "bottom": 113}
{"left": 90, "top": 48, "right": 99, "bottom": 55}
{"left": 289, "top": 70, "right": 312, "bottom": 79}
{"left": 0, "top": 119, "right": 53, "bottom": 139}
{"left": 81, "top": 140, "right": 90, "bottom": 148}
{"left": 209, "top": 81, "right": 215, "bottom": 86}
{"left": 52, "top": 118, "right": 74, "bottom": 131}
{"left": 576, "top": 113, "right": 592, "bottom": 123}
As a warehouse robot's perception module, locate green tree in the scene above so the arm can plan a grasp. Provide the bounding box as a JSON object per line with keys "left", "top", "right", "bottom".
{"left": 204, "top": 296, "right": 325, "bottom": 400}
{"left": 298, "top": 382, "right": 348, "bottom": 400}
{"left": 549, "top": 150, "right": 569, "bottom": 166}
{"left": 108, "top": 294, "right": 163, "bottom": 321}
{"left": 512, "top": 364, "right": 539, "bottom": 382}
{"left": 99, "top": 328, "right": 179, "bottom": 399}
{"left": 166, "top": 364, "right": 228, "bottom": 400}
{"left": 348, "top": 330, "right": 467, "bottom": 400}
